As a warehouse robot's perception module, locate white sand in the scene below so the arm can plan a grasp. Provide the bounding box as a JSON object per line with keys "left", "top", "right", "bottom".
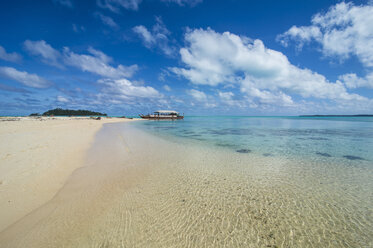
{"left": 0, "top": 117, "right": 138, "bottom": 232}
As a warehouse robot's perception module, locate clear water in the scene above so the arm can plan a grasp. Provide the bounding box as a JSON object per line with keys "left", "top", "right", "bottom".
{"left": 136, "top": 116, "right": 373, "bottom": 164}
{"left": 2, "top": 117, "right": 372, "bottom": 247}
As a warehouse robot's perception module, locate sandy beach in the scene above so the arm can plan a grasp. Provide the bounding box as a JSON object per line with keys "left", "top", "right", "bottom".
{"left": 0, "top": 117, "right": 137, "bottom": 232}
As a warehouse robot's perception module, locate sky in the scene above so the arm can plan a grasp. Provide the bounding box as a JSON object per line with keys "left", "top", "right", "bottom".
{"left": 0, "top": 0, "right": 372, "bottom": 116}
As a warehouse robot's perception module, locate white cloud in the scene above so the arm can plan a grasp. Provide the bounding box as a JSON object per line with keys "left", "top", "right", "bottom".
{"left": 98, "top": 78, "right": 161, "bottom": 100}
{"left": 86, "top": 47, "right": 113, "bottom": 64}
{"left": 24, "top": 40, "right": 138, "bottom": 79}
{"left": 338, "top": 73, "right": 373, "bottom": 89}
{"left": 133, "top": 17, "right": 175, "bottom": 56}
{"left": 95, "top": 13, "right": 119, "bottom": 29}
{"left": 57, "top": 95, "right": 69, "bottom": 103}
{"left": 217, "top": 91, "right": 243, "bottom": 107}
{"left": 241, "top": 85, "right": 294, "bottom": 106}
{"left": 277, "top": 26, "right": 321, "bottom": 49}
{"left": 278, "top": 2, "right": 373, "bottom": 68}
{"left": 133, "top": 26, "right": 153, "bottom": 44}
{"left": 19, "top": 40, "right": 163, "bottom": 105}
{"left": 0, "top": 45, "right": 22, "bottom": 63}
{"left": 218, "top": 91, "right": 233, "bottom": 101}
{"left": 163, "top": 85, "right": 171, "bottom": 91}
{"left": 97, "top": 0, "right": 142, "bottom": 12}
{"left": 0, "top": 66, "right": 52, "bottom": 88}
{"left": 63, "top": 47, "right": 138, "bottom": 78}
{"left": 187, "top": 89, "right": 207, "bottom": 102}
{"left": 52, "top": 0, "right": 73, "bottom": 8}
{"left": 187, "top": 89, "right": 218, "bottom": 108}
{"left": 171, "top": 28, "right": 365, "bottom": 106}
{"left": 24, "top": 40, "right": 63, "bottom": 68}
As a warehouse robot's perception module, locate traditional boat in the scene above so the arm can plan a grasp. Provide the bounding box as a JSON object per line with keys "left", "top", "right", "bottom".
{"left": 139, "top": 110, "right": 184, "bottom": 120}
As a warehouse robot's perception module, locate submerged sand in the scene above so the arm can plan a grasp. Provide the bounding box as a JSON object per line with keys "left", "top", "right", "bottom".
{"left": 0, "top": 121, "right": 372, "bottom": 247}
{"left": 0, "top": 117, "right": 138, "bottom": 232}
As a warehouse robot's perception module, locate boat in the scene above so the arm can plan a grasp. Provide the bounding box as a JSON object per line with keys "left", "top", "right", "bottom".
{"left": 139, "top": 110, "right": 184, "bottom": 120}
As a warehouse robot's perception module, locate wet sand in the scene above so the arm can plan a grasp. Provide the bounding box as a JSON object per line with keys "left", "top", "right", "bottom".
{"left": 0, "top": 117, "right": 138, "bottom": 232}
{"left": 0, "top": 122, "right": 372, "bottom": 247}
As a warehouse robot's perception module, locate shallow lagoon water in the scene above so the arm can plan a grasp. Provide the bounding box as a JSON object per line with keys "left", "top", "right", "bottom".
{"left": 132, "top": 116, "right": 373, "bottom": 246}
{"left": 1, "top": 117, "right": 372, "bottom": 247}
{"left": 137, "top": 116, "right": 373, "bottom": 164}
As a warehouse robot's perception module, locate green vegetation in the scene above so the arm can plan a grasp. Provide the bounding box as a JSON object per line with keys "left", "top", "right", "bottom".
{"left": 29, "top": 113, "right": 41, "bottom": 116}
{"left": 42, "top": 108, "right": 107, "bottom": 116}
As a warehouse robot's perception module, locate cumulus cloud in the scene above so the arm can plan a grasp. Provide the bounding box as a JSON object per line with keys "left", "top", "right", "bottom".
{"left": 24, "top": 40, "right": 63, "bottom": 68}
{"left": 338, "top": 73, "right": 373, "bottom": 89}
{"left": 187, "top": 89, "right": 207, "bottom": 102}
{"left": 163, "top": 85, "right": 171, "bottom": 91}
{"left": 133, "top": 17, "right": 175, "bottom": 56}
{"left": 218, "top": 91, "right": 233, "bottom": 101}
{"left": 97, "top": 0, "right": 142, "bottom": 12}
{"left": 277, "top": 26, "right": 321, "bottom": 50}
{"left": 95, "top": 13, "right": 119, "bottom": 29}
{"left": 278, "top": 2, "right": 373, "bottom": 68}
{"left": 187, "top": 89, "right": 216, "bottom": 108}
{"left": 0, "top": 66, "right": 52, "bottom": 88}
{"left": 63, "top": 47, "right": 138, "bottom": 78}
{"left": 19, "top": 40, "right": 162, "bottom": 105}
{"left": 24, "top": 40, "right": 138, "bottom": 78}
{"left": 98, "top": 78, "right": 161, "bottom": 101}
{"left": 240, "top": 84, "right": 294, "bottom": 106}
{"left": 217, "top": 91, "right": 244, "bottom": 107}
{"left": 52, "top": 0, "right": 73, "bottom": 8}
{"left": 171, "top": 28, "right": 365, "bottom": 107}
{"left": 0, "top": 45, "right": 22, "bottom": 63}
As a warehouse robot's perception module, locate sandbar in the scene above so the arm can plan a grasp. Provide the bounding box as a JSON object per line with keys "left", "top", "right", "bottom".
{"left": 0, "top": 116, "right": 138, "bottom": 232}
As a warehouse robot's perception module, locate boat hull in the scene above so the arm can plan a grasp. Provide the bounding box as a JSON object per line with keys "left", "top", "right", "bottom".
{"left": 140, "top": 115, "right": 184, "bottom": 120}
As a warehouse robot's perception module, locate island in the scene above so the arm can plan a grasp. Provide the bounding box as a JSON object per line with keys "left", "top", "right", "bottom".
{"left": 41, "top": 108, "right": 107, "bottom": 116}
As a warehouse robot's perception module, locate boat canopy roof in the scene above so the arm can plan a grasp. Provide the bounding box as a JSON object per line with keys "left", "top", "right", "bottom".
{"left": 154, "top": 110, "right": 179, "bottom": 114}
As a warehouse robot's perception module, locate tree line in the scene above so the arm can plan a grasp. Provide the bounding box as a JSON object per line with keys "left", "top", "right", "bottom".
{"left": 30, "top": 108, "right": 107, "bottom": 116}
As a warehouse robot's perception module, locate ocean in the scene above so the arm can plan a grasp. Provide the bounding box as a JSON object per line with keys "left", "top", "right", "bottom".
{"left": 136, "top": 116, "right": 373, "bottom": 163}
{"left": 130, "top": 116, "right": 373, "bottom": 247}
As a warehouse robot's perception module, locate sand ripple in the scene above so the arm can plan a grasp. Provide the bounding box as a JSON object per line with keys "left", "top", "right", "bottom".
{"left": 0, "top": 123, "right": 372, "bottom": 247}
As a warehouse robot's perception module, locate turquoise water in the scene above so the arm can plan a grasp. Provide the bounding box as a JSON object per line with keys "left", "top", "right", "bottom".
{"left": 136, "top": 116, "right": 373, "bottom": 165}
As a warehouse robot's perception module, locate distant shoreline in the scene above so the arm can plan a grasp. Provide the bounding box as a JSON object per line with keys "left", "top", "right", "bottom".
{"left": 299, "top": 115, "right": 373, "bottom": 117}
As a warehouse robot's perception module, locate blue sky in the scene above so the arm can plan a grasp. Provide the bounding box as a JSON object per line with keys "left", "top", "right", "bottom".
{"left": 0, "top": 0, "right": 372, "bottom": 116}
